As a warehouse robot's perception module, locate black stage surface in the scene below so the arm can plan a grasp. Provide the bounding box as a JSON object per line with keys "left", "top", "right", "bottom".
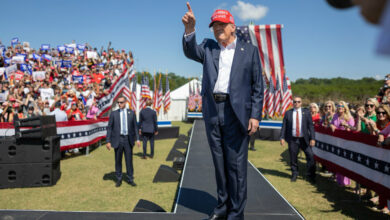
{"left": 0, "top": 120, "right": 304, "bottom": 220}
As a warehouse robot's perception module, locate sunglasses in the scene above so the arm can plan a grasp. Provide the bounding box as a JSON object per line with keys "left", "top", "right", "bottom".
{"left": 293, "top": 101, "right": 301, "bottom": 104}
{"left": 377, "top": 111, "right": 387, "bottom": 115}
{"left": 325, "top": 105, "right": 332, "bottom": 108}
{"left": 337, "top": 105, "right": 345, "bottom": 108}
{"left": 117, "top": 101, "right": 125, "bottom": 104}
{"left": 365, "top": 104, "right": 375, "bottom": 108}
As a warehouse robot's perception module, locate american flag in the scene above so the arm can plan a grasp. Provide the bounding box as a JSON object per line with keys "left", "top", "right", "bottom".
{"left": 156, "top": 74, "right": 163, "bottom": 113}
{"left": 188, "top": 80, "right": 195, "bottom": 111}
{"left": 122, "top": 67, "right": 132, "bottom": 103}
{"left": 153, "top": 73, "right": 157, "bottom": 109}
{"left": 130, "top": 74, "right": 137, "bottom": 112}
{"left": 262, "top": 73, "right": 268, "bottom": 117}
{"left": 267, "top": 78, "right": 275, "bottom": 117}
{"left": 236, "top": 24, "right": 286, "bottom": 92}
{"left": 281, "top": 74, "right": 293, "bottom": 116}
{"left": 163, "top": 74, "right": 171, "bottom": 113}
{"left": 274, "top": 75, "right": 281, "bottom": 116}
{"left": 140, "top": 74, "right": 151, "bottom": 109}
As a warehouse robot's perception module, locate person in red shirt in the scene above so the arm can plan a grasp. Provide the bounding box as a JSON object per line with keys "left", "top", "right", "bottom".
{"left": 66, "top": 102, "right": 85, "bottom": 121}
{"left": 310, "top": 103, "right": 321, "bottom": 125}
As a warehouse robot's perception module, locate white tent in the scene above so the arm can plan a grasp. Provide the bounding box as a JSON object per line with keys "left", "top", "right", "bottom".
{"left": 117, "top": 79, "right": 201, "bottom": 121}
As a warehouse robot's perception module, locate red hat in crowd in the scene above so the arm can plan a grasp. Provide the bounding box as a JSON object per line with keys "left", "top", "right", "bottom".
{"left": 209, "top": 9, "right": 235, "bottom": 27}
{"left": 13, "top": 103, "right": 20, "bottom": 108}
{"left": 78, "top": 84, "right": 83, "bottom": 88}
{"left": 9, "top": 97, "right": 16, "bottom": 102}
{"left": 71, "top": 101, "right": 77, "bottom": 106}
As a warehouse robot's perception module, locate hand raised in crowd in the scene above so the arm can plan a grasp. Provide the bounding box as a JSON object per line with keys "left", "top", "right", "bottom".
{"left": 182, "top": 2, "right": 196, "bottom": 34}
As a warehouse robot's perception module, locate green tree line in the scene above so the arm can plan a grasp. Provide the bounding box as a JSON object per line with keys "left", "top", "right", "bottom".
{"left": 291, "top": 77, "right": 383, "bottom": 104}
{"left": 135, "top": 71, "right": 197, "bottom": 91}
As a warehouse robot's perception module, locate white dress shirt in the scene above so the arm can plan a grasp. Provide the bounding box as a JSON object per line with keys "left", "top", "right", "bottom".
{"left": 119, "top": 108, "right": 128, "bottom": 135}
{"left": 292, "top": 108, "right": 303, "bottom": 137}
{"left": 213, "top": 38, "right": 236, "bottom": 94}
{"left": 183, "top": 31, "right": 236, "bottom": 94}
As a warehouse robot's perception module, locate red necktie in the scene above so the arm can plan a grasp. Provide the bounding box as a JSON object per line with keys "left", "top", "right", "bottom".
{"left": 296, "top": 111, "right": 300, "bottom": 137}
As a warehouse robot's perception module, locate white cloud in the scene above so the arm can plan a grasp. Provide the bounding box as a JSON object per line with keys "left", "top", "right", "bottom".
{"left": 375, "top": 74, "right": 382, "bottom": 80}
{"left": 231, "top": 1, "right": 268, "bottom": 21}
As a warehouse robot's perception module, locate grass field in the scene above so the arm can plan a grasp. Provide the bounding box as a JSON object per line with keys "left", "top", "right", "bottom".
{"left": 0, "top": 121, "right": 388, "bottom": 219}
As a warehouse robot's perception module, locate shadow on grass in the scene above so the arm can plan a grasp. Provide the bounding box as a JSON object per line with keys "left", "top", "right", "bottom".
{"left": 257, "top": 167, "right": 291, "bottom": 179}
{"left": 276, "top": 148, "right": 389, "bottom": 219}
{"left": 176, "top": 187, "right": 216, "bottom": 215}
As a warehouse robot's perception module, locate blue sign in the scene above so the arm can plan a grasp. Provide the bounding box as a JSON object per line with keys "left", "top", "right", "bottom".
{"left": 11, "top": 37, "right": 19, "bottom": 45}
{"left": 77, "top": 44, "right": 85, "bottom": 51}
{"left": 62, "top": 60, "right": 72, "bottom": 68}
{"left": 57, "top": 45, "right": 65, "bottom": 52}
{"left": 72, "top": 75, "right": 83, "bottom": 84}
{"left": 42, "top": 54, "right": 52, "bottom": 61}
{"left": 65, "top": 47, "right": 74, "bottom": 54}
{"left": 41, "top": 44, "right": 50, "bottom": 50}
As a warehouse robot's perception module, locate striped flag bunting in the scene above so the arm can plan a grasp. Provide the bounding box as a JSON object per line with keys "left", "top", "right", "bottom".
{"left": 96, "top": 65, "right": 133, "bottom": 117}
{"left": 314, "top": 126, "right": 390, "bottom": 199}
{"left": 130, "top": 74, "right": 137, "bottom": 112}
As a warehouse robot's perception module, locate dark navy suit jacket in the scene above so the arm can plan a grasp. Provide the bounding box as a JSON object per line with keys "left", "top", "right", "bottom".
{"left": 182, "top": 33, "right": 263, "bottom": 131}
{"left": 280, "top": 108, "right": 315, "bottom": 146}
{"left": 139, "top": 107, "right": 158, "bottom": 133}
{"left": 106, "top": 108, "right": 139, "bottom": 148}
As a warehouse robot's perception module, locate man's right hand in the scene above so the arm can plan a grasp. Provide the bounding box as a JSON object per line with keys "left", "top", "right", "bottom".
{"left": 182, "top": 2, "right": 196, "bottom": 34}
{"left": 280, "top": 139, "right": 285, "bottom": 146}
{"left": 106, "top": 143, "right": 111, "bottom": 151}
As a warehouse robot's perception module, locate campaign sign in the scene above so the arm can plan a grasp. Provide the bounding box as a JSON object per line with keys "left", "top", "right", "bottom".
{"left": 33, "top": 71, "right": 46, "bottom": 81}
{"left": 58, "top": 45, "right": 66, "bottom": 52}
{"left": 41, "top": 44, "right": 50, "bottom": 50}
{"left": 62, "top": 60, "right": 72, "bottom": 68}
{"left": 72, "top": 75, "right": 84, "bottom": 84}
{"left": 65, "top": 47, "right": 74, "bottom": 54}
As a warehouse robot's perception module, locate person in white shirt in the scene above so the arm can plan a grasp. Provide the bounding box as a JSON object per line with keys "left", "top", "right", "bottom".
{"left": 49, "top": 102, "right": 68, "bottom": 122}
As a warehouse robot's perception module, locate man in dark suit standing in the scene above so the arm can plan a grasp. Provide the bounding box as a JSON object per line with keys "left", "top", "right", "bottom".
{"left": 106, "top": 96, "right": 140, "bottom": 187}
{"left": 139, "top": 99, "right": 158, "bottom": 159}
{"left": 280, "top": 96, "right": 316, "bottom": 183}
{"left": 182, "top": 3, "right": 263, "bottom": 220}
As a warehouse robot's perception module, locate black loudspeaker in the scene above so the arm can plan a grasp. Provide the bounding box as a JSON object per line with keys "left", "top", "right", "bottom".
{"left": 173, "top": 157, "right": 185, "bottom": 171}
{"left": 133, "top": 199, "right": 166, "bottom": 212}
{"left": 166, "top": 148, "right": 185, "bottom": 161}
{"left": 0, "top": 162, "right": 61, "bottom": 189}
{"left": 153, "top": 165, "right": 180, "bottom": 182}
{"left": 14, "top": 116, "right": 57, "bottom": 139}
{"left": 173, "top": 139, "right": 187, "bottom": 150}
{"left": 0, "top": 136, "right": 61, "bottom": 164}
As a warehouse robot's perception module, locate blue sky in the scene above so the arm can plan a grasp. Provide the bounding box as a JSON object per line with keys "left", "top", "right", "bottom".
{"left": 1, "top": 0, "right": 389, "bottom": 81}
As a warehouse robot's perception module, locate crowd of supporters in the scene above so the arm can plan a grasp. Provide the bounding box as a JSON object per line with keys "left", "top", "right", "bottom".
{"left": 307, "top": 74, "right": 390, "bottom": 214}
{"left": 0, "top": 40, "right": 133, "bottom": 122}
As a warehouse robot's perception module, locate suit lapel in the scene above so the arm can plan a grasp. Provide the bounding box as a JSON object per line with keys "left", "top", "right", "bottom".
{"left": 229, "top": 40, "right": 245, "bottom": 90}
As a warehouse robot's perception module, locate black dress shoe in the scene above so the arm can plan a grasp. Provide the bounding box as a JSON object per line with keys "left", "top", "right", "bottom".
{"left": 116, "top": 180, "right": 122, "bottom": 187}
{"left": 142, "top": 156, "right": 147, "bottom": 159}
{"left": 208, "top": 213, "right": 226, "bottom": 220}
{"left": 307, "top": 176, "right": 316, "bottom": 184}
{"left": 290, "top": 175, "right": 297, "bottom": 182}
{"left": 127, "top": 180, "right": 137, "bottom": 186}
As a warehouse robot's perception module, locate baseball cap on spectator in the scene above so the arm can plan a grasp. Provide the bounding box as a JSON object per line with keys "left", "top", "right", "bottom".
{"left": 78, "top": 84, "right": 83, "bottom": 89}
{"left": 13, "top": 103, "right": 20, "bottom": 108}
{"left": 209, "top": 9, "right": 235, "bottom": 27}
{"left": 71, "top": 101, "right": 77, "bottom": 106}
{"left": 9, "top": 97, "right": 16, "bottom": 102}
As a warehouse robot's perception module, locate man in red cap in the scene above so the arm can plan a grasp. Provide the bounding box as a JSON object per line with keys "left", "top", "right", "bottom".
{"left": 182, "top": 3, "right": 263, "bottom": 220}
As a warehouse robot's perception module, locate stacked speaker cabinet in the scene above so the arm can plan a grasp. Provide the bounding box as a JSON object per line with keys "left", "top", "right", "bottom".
{"left": 0, "top": 116, "right": 61, "bottom": 189}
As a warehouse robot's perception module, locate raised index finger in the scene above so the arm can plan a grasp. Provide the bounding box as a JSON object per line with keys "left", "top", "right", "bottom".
{"left": 187, "top": 2, "right": 192, "bottom": 12}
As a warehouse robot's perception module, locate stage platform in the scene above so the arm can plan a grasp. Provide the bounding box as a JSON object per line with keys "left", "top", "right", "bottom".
{"left": 0, "top": 120, "right": 304, "bottom": 220}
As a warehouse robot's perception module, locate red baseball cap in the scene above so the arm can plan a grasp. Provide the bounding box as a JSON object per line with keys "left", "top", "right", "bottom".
{"left": 209, "top": 9, "right": 235, "bottom": 27}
